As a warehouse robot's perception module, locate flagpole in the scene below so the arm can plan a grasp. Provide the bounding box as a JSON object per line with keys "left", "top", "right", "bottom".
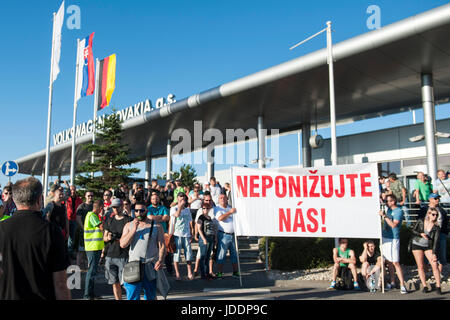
{"left": 70, "top": 39, "right": 81, "bottom": 186}
{"left": 230, "top": 167, "right": 243, "bottom": 287}
{"left": 91, "top": 58, "right": 100, "bottom": 178}
{"left": 43, "top": 12, "right": 57, "bottom": 200}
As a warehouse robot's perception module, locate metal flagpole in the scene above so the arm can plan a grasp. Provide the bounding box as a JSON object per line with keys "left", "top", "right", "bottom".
{"left": 289, "top": 22, "right": 339, "bottom": 246}
{"left": 91, "top": 58, "right": 100, "bottom": 178}
{"left": 230, "top": 167, "right": 243, "bottom": 287}
{"left": 380, "top": 204, "right": 386, "bottom": 294}
{"left": 327, "top": 21, "right": 337, "bottom": 166}
{"left": 43, "top": 12, "right": 57, "bottom": 200}
{"left": 70, "top": 39, "right": 81, "bottom": 185}
{"left": 326, "top": 21, "right": 340, "bottom": 249}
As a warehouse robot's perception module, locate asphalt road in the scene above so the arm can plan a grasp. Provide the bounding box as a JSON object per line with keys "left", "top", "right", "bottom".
{"left": 70, "top": 259, "right": 449, "bottom": 301}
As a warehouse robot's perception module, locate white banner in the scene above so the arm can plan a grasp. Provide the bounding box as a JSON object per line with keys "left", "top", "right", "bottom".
{"left": 231, "top": 163, "right": 381, "bottom": 239}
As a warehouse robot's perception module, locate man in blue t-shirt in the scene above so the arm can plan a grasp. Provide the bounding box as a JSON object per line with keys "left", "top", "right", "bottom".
{"left": 147, "top": 193, "right": 170, "bottom": 232}
{"left": 147, "top": 193, "right": 172, "bottom": 275}
{"left": 379, "top": 194, "right": 407, "bottom": 294}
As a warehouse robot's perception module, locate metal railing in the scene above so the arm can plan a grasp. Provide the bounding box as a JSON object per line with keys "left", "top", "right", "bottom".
{"left": 381, "top": 202, "right": 450, "bottom": 225}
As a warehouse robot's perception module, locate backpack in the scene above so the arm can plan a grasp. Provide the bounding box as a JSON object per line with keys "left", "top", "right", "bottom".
{"left": 336, "top": 267, "right": 354, "bottom": 290}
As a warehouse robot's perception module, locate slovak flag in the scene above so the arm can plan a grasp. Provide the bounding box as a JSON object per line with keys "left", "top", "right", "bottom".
{"left": 75, "top": 32, "right": 95, "bottom": 101}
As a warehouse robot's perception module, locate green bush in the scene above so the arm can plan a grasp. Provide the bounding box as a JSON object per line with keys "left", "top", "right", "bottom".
{"left": 260, "top": 224, "right": 450, "bottom": 271}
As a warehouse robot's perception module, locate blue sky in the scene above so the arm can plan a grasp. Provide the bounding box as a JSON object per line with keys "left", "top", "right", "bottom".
{"left": 1, "top": 0, "right": 449, "bottom": 187}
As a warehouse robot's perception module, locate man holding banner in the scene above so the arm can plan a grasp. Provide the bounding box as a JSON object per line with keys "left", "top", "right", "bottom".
{"left": 380, "top": 194, "right": 408, "bottom": 294}
{"left": 214, "top": 193, "right": 239, "bottom": 280}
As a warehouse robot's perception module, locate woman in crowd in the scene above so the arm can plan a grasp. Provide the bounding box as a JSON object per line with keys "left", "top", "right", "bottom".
{"left": 123, "top": 199, "right": 134, "bottom": 218}
{"left": 411, "top": 207, "right": 442, "bottom": 294}
{"left": 196, "top": 204, "right": 217, "bottom": 280}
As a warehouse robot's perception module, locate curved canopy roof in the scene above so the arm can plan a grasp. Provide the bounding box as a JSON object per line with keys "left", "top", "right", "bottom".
{"left": 17, "top": 3, "right": 450, "bottom": 176}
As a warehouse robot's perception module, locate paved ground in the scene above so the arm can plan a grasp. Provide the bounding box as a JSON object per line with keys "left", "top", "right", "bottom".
{"left": 70, "top": 258, "right": 450, "bottom": 300}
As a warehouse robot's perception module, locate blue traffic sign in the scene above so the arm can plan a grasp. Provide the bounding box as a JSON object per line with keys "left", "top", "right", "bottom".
{"left": 1, "top": 161, "right": 19, "bottom": 177}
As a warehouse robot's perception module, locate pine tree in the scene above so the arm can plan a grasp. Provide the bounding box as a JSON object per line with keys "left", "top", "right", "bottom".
{"left": 75, "top": 109, "right": 140, "bottom": 197}
{"left": 156, "top": 164, "right": 199, "bottom": 188}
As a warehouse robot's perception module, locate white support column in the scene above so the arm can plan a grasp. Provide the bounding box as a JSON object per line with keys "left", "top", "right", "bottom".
{"left": 422, "top": 73, "right": 438, "bottom": 183}
{"left": 166, "top": 139, "right": 172, "bottom": 180}
{"left": 207, "top": 146, "right": 215, "bottom": 181}
{"left": 257, "top": 116, "right": 266, "bottom": 169}
{"left": 145, "top": 156, "right": 152, "bottom": 189}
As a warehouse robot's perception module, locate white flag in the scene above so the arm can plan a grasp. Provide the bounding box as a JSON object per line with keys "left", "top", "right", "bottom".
{"left": 51, "top": 1, "right": 64, "bottom": 83}
{"left": 75, "top": 37, "right": 86, "bottom": 101}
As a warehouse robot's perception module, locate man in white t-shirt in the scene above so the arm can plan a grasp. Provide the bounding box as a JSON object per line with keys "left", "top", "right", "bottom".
{"left": 209, "top": 177, "right": 222, "bottom": 205}
{"left": 214, "top": 193, "right": 239, "bottom": 279}
{"left": 169, "top": 192, "right": 194, "bottom": 280}
{"left": 435, "top": 169, "right": 450, "bottom": 204}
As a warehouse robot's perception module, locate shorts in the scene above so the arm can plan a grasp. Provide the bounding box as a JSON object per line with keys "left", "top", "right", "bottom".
{"left": 382, "top": 238, "right": 400, "bottom": 263}
{"left": 105, "top": 257, "right": 127, "bottom": 285}
{"left": 216, "top": 231, "right": 238, "bottom": 265}
{"left": 365, "top": 265, "right": 381, "bottom": 290}
{"left": 411, "top": 243, "right": 432, "bottom": 252}
{"left": 173, "top": 236, "right": 193, "bottom": 263}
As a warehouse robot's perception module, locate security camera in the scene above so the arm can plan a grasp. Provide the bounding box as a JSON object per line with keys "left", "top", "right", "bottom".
{"left": 436, "top": 132, "right": 450, "bottom": 139}
{"left": 309, "top": 134, "right": 324, "bottom": 148}
{"left": 409, "top": 134, "right": 425, "bottom": 142}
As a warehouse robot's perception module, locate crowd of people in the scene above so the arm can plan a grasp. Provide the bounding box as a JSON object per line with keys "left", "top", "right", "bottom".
{"left": 0, "top": 176, "right": 237, "bottom": 300}
{"left": 0, "top": 168, "right": 448, "bottom": 299}
{"left": 327, "top": 169, "right": 449, "bottom": 295}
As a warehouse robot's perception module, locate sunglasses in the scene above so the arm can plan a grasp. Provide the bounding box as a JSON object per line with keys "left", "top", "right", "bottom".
{"left": 86, "top": 195, "right": 93, "bottom": 197}
{"left": 202, "top": 207, "right": 208, "bottom": 210}
{"left": 430, "top": 213, "right": 437, "bottom": 216}
{"left": 3, "top": 192, "right": 11, "bottom": 195}
{"left": 135, "top": 209, "right": 146, "bottom": 213}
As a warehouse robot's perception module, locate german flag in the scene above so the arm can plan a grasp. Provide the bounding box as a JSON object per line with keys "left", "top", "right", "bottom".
{"left": 97, "top": 54, "right": 116, "bottom": 110}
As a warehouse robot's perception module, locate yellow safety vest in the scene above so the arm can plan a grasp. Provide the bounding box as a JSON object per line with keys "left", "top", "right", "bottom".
{"left": 84, "top": 211, "right": 104, "bottom": 251}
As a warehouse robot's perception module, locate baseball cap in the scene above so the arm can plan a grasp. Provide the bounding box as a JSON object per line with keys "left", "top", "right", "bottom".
{"left": 428, "top": 193, "right": 441, "bottom": 199}
{"left": 111, "top": 198, "right": 123, "bottom": 207}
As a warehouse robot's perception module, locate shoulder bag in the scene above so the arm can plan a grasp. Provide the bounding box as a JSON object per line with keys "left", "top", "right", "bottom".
{"left": 123, "top": 220, "right": 154, "bottom": 284}
{"left": 165, "top": 216, "right": 177, "bottom": 253}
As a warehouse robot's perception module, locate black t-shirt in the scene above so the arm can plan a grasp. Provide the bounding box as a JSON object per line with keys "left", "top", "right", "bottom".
{"left": 50, "top": 202, "right": 67, "bottom": 233}
{"left": 366, "top": 251, "right": 380, "bottom": 265}
{"left": 104, "top": 215, "right": 132, "bottom": 258}
{"left": 76, "top": 202, "right": 93, "bottom": 225}
{"left": 0, "top": 210, "right": 70, "bottom": 300}
{"left": 70, "top": 196, "right": 77, "bottom": 214}
{"left": 197, "top": 214, "right": 215, "bottom": 237}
